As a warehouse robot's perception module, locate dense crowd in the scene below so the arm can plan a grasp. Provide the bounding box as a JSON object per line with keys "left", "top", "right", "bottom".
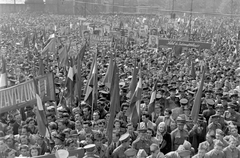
{"left": 1, "top": 11, "right": 240, "bottom": 158}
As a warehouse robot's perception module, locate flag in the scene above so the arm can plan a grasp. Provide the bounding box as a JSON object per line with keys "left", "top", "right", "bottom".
{"left": 127, "top": 60, "right": 138, "bottom": 98}
{"left": 23, "top": 35, "right": 29, "bottom": 48}
{"left": 148, "top": 81, "right": 157, "bottom": 114}
{"left": 190, "top": 61, "right": 196, "bottom": 79}
{"left": 41, "top": 38, "right": 56, "bottom": 55}
{"left": 32, "top": 31, "right": 37, "bottom": 45}
{"left": 84, "top": 51, "right": 98, "bottom": 109}
{"left": 126, "top": 66, "right": 142, "bottom": 127}
{"left": 0, "top": 56, "right": 7, "bottom": 89}
{"left": 33, "top": 79, "right": 49, "bottom": 137}
{"left": 66, "top": 57, "right": 75, "bottom": 99}
{"left": 39, "top": 58, "right": 44, "bottom": 76}
{"left": 103, "top": 53, "right": 114, "bottom": 89}
{"left": 106, "top": 62, "right": 121, "bottom": 145}
{"left": 76, "top": 44, "right": 86, "bottom": 104}
{"left": 191, "top": 67, "right": 205, "bottom": 123}
{"left": 58, "top": 45, "right": 68, "bottom": 68}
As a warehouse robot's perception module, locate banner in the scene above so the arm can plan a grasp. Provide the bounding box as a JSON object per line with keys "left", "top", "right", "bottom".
{"left": 0, "top": 73, "right": 55, "bottom": 113}
{"left": 90, "top": 35, "right": 112, "bottom": 46}
{"left": 35, "top": 148, "right": 84, "bottom": 158}
{"left": 159, "top": 39, "right": 212, "bottom": 49}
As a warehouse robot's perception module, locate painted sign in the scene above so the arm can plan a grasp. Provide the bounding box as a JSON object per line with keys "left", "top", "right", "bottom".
{"left": 0, "top": 73, "right": 55, "bottom": 113}
{"left": 159, "top": 39, "right": 212, "bottom": 49}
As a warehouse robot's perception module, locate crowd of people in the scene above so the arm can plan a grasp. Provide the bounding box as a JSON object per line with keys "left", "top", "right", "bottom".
{"left": 1, "top": 10, "right": 240, "bottom": 158}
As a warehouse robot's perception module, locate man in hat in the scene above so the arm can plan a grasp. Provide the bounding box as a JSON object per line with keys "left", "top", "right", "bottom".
{"left": 94, "top": 132, "right": 108, "bottom": 158}
{"left": 224, "top": 125, "right": 240, "bottom": 146}
{"left": 132, "top": 128, "right": 151, "bottom": 155}
{"left": 139, "top": 112, "right": 156, "bottom": 131}
{"left": 171, "top": 116, "right": 189, "bottom": 151}
{"left": 203, "top": 99, "right": 216, "bottom": 123}
{"left": 83, "top": 144, "right": 99, "bottom": 158}
{"left": 223, "top": 103, "right": 240, "bottom": 131}
{"left": 205, "top": 140, "right": 224, "bottom": 158}
{"left": 112, "top": 133, "right": 131, "bottom": 158}
{"left": 223, "top": 136, "right": 240, "bottom": 157}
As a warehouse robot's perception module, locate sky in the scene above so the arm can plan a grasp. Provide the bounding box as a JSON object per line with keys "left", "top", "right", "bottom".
{"left": 0, "top": 0, "right": 25, "bottom": 4}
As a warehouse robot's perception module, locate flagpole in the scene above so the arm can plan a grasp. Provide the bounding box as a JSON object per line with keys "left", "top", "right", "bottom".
{"left": 189, "top": 0, "right": 193, "bottom": 41}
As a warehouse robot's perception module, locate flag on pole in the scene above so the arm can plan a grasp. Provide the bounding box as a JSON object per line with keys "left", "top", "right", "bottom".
{"left": 148, "top": 81, "right": 157, "bottom": 114}
{"left": 41, "top": 38, "right": 56, "bottom": 55}
{"left": 0, "top": 56, "right": 7, "bottom": 89}
{"left": 103, "top": 53, "right": 114, "bottom": 89}
{"left": 191, "top": 67, "right": 205, "bottom": 123}
{"left": 66, "top": 57, "right": 75, "bottom": 99}
{"left": 127, "top": 60, "right": 138, "bottom": 98}
{"left": 84, "top": 51, "right": 98, "bottom": 109}
{"left": 126, "top": 65, "right": 142, "bottom": 127}
{"left": 58, "top": 45, "right": 68, "bottom": 68}
{"left": 106, "top": 62, "right": 121, "bottom": 145}
{"left": 76, "top": 44, "right": 86, "bottom": 104}
{"left": 23, "top": 35, "right": 29, "bottom": 48}
{"left": 33, "top": 79, "right": 49, "bottom": 137}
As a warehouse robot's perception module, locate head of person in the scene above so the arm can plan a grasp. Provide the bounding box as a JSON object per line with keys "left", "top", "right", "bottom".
{"left": 29, "top": 145, "right": 40, "bottom": 157}
{"left": 0, "top": 140, "right": 8, "bottom": 152}
{"left": 4, "top": 148, "right": 16, "bottom": 158}
{"left": 114, "top": 119, "right": 122, "bottom": 129}
{"left": 20, "top": 135, "right": 29, "bottom": 145}
{"left": 92, "top": 110, "right": 100, "bottom": 121}
{"left": 127, "top": 123, "right": 134, "bottom": 134}
{"left": 157, "top": 122, "right": 166, "bottom": 134}
{"left": 53, "top": 133, "right": 65, "bottom": 145}
{"left": 26, "top": 117, "right": 35, "bottom": 129}
{"left": 65, "top": 138, "right": 76, "bottom": 151}
{"left": 82, "top": 121, "right": 92, "bottom": 133}
{"left": 57, "top": 119, "right": 67, "bottom": 131}
{"left": 146, "top": 128, "right": 154, "bottom": 139}
{"left": 35, "top": 134, "right": 44, "bottom": 145}
{"left": 19, "top": 145, "right": 30, "bottom": 157}
{"left": 14, "top": 113, "right": 22, "bottom": 124}
{"left": 229, "top": 137, "right": 238, "bottom": 149}
{"left": 215, "top": 129, "right": 224, "bottom": 140}
{"left": 150, "top": 143, "right": 160, "bottom": 156}
{"left": 229, "top": 125, "right": 238, "bottom": 136}
{"left": 141, "top": 112, "right": 150, "bottom": 123}
{"left": 119, "top": 133, "right": 131, "bottom": 147}
{"left": 214, "top": 140, "right": 224, "bottom": 151}
{"left": 176, "top": 117, "right": 185, "bottom": 131}
{"left": 112, "top": 131, "right": 121, "bottom": 143}
{"left": 164, "top": 109, "right": 172, "bottom": 118}
{"left": 85, "top": 133, "right": 94, "bottom": 144}
{"left": 4, "top": 135, "right": 15, "bottom": 148}
{"left": 138, "top": 129, "right": 147, "bottom": 140}
{"left": 83, "top": 106, "right": 91, "bottom": 117}
{"left": 21, "top": 125, "right": 31, "bottom": 136}
{"left": 150, "top": 36, "right": 157, "bottom": 44}
{"left": 121, "top": 103, "right": 128, "bottom": 114}
{"left": 206, "top": 133, "right": 214, "bottom": 144}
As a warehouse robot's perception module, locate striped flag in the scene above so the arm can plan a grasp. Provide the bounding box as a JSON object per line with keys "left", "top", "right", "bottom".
{"left": 191, "top": 67, "right": 205, "bottom": 123}
{"left": 33, "top": 79, "right": 49, "bottom": 137}
{"left": 0, "top": 56, "right": 7, "bottom": 89}
{"left": 84, "top": 51, "right": 98, "bottom": 109}
{"left": 39, "top": 58, "right": 44, "bottom": 76}
{"left": 127, "top": 60, "right": 138, "bottom": 98}
{"left": 58, "top": 45, "right": 68, "bottom": 68}
{"left": 148, "top": 81, "right": 157, "bottom": 114}
{"left": 126, "top": 65, "right": 142, "bottom": 127}
{"left": 103, "top": 53, "right": 114, "bottom": 89}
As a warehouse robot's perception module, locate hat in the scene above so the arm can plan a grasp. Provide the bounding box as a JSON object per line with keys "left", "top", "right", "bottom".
{"left": 206, "top": 99, "right": 215, "bottom": 106}
{"left": 214, "top": 140, "right": 224, "bottom": 147}
{"left": 138, "top": 128, "right": 147, "bottom": 133}
{"left": 177, "top": 145, "right": 191, "bottom": 157}
{"left": 84, "top": 144, "right": 96, "bottom": 152}
{"left": 180, "top": 98, "right": 188, "bottom": 105}
{"left": 136, "top": 149, "right": 148, "bottom": 157}
{"left": 119, "top": 133, "right": 130, "bottom": 142}
{"left": 228, "top": 103, "right": 236, "bottom": 109}
{"left": 124, "top": 148, "right": 137, "bottom": 157}
{"left": 215, "top": 104, "right": 224, "bottom": 109}
{"left": 211, "top": 114, "right": 220, "bottom": 119}
{"left": 55, "top": 149, "right": 69, "bottom": 158}
{"left": 150, "top": 143, "right": 159, "bottom": 151}
{"left": 169, "top": 87, "right": 176, "bottom": 92}
{"left": 230, "top": 93, "right": 238, "bottom": 98}
{"left": 54, "top": 133, "right": 65, "bottom": 142}
{"left": 176, "top": 116, "right": 186, "bottom": 124}
{"left": 69, "top": 130, "right": 79, "bottom": 136}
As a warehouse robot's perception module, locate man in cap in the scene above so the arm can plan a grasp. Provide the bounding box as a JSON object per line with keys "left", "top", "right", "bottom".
{"left": 52, "top": 133, "right": 66, "bottom": 153}
{"left": 112, "top": 133, "right": 131, "bottom": 158}
{"left": 223, "top": 103, "right": 240, "bottom": 131}
{"left": 94, "top": 132, "right": 108, "bottom": 158}
{"left": 203, "top": 99, "right": 216, "bottom": 123}
{"left": 223, "top": 135, "right": 240, "bottom": 157}
{"left": 83, "top": 144, "right": 99, "bottom": 158}
{"left": 224, "top": 125, "right": 240, "bottom": 146}
{"left": 132, "top": 128, "right": 151, "bottom": 155}
{"left": 205, "top": 140, "right": 224, "bottom": 158}
{"left": 171, "top": 116, "right": 189, "bottom": 151}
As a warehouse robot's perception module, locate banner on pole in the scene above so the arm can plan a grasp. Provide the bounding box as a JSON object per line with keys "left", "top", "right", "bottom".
{"left": 159, "top": 39, "right": 211, "bottom": 49}
{"left": 0, "top": 73, "right": 55, "bottom": 113}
